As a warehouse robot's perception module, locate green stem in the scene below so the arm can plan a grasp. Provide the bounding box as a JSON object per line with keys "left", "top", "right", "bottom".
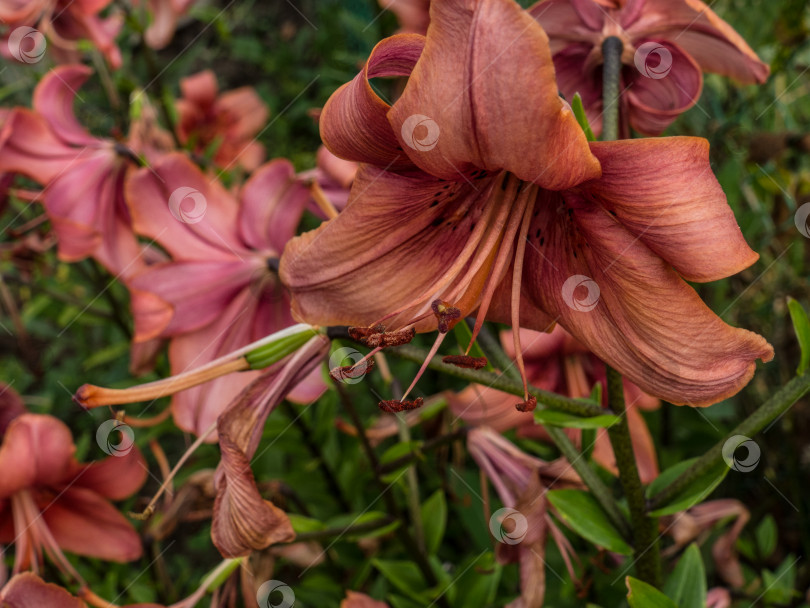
{"left": 649, "top": 370, "right": 810, "bottom": 510}
{"left": 377, "top": 427, "right": 469, "bottom": 475}
{"left": 601, "top": 36, "right": 624, "bottom": 142}
{"left": 293, "top": 516, "right": 398, "bottom": 543}
{"left": 463, "top": 330, "right": 632, "bottom": 541}
{"left": 387, "top": 343, "right": 604, "bottom": 417}
{"left": 605, "top": 366, "right": 661, "bottom": 587}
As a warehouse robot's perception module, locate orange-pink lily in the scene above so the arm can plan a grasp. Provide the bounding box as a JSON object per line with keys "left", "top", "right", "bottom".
{"left": 280, "top": 0, "right": 772, "bottom": 408}
{"left": 531, "top": 0, "right": 770, "bottom": 135}
{"left": 378, "top": 0, "right": 431, "bottom": 34}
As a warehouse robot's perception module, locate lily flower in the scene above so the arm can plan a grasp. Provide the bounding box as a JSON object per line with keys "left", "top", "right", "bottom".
{"left": 0, "top": 65, "right": 167, "bottom": 277}
{"left": 280, "top": 0, "right": 773, "bottom": 408}
{"left": 0, "top": 0, "right": 122, "bottom": 68}
{"left": 175, "top": 70, "right": 268, "bottom": 172}
{"left": 378, "top": 0, "right": 430, "bottom": 34}
{"left": 449, "top": 325, "right": 660, "bottom": 483}
{"left": 143, "top": 0, "right": 197, "bottom": 49}
{"left": 342, "top": 591, "right": 390, "bottom": 607}
{"left": 126, "top": 153, "right": 325, "bottom": 438}
{"left": 0, "top": 573, "right": 85, "bottom": 608}
{"left": 0, "top": 396, "right": 147, "bottom": 578}
{"left": 468, "top": 426, "right": 584, "bottom": 607}
{"left": 530, "top": 0, "right": 770, "bottom": 135}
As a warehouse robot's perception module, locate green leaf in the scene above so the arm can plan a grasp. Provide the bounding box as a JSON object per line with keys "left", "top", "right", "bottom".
{"left": 548, "top": 489, "right": 632, "bottom": 555}
{"left": 626, "top": 577, "right": 677, "bottom": 608}
{"left": 534, "top": 409, "right": 620, "bottom": 429}
{"left": 756, "top": 515, "right": 777, "bottom": 558}
{"left": 288, "top": 514, "right": 326, "bottom": 535}
{"left": 571, "top": 93, "right": 596, "bottom": 142}
{"left": 762, "top": 554, "right": 799, "bottom": 605}
{"left": 453, "top": 552, "right": 501, "bottom": 608}
{"left": 325, "top": 512, "right": 400, "bottom": 540}
{"left": 452, "top": 321, "right": 490, "bottom": 366}
{"left": 663, "top": 544, "right": 706, "bottom": 608}
{"left": 788, "top": 297, "right": 810, "bottom": 375}
{"left": 646, "top": 458, "right": 728, "bottom": 517}
{"left": 421, "top": 490, "right": 447, "bottom": 555}
{"left": 372, "top": 560, "right": 429, "bottom": 603}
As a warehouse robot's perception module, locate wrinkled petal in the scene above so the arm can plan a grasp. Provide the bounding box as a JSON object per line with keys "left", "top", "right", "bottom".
{"left": 625, "top": 39, "right": 703, "bottom": 135}
{"left": 389, "top": 0, "right": 600, "bottom": 189}
{"left": 0, "top": 573, "right": 86, "bottom": 608}
{"left": 522, "top": 187, "right": 773, "bottom": 406}
{"left": 0, "top": 415, "right": 76, "bottom": 498}
{"left": 320, "top": 34, "right": 424, "bottom": 169}
{"left": 586, "top": 138, "right": 758, "bottom": 282}
{"left": 41, "top": 487, "right": 143, "bottom": 562}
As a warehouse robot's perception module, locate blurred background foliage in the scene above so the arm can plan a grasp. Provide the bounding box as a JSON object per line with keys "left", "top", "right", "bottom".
{"left": 1, "top": 0, "right": 810, "bottom": 606}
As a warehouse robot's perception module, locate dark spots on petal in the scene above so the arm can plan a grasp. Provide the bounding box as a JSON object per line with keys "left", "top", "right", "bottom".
{"left": 534, "top": 228, "right": 541, "bottom": 239}
{"left": 431, "top": 217, "right": 443, "bottom": 227}
{"left": 539, "top": 237, "right": 544, "bottom": 246}
{"left": 430, "top": 200, "right": 439, "bottom": 207}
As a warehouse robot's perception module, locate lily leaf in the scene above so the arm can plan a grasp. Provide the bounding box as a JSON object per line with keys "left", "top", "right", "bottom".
{"left": 534, "top": 409, "right": 620, "bottom": 429}
{"left": 572, "top": 92, "right": 597, "bottom": 142}
{"left": 548, "top": 489, "right": 632, "bottom": 555}
{"left": 663, "top": 544, "right": 706, "bottom": 608}
{"left": 787, "top": 297, "right": 810, "bottom": 375}
{"left": 626, "top": 577, "right": 677, "bottom": 608}
{"left": 421, "top": 490, "right": 448, "bottom": 555}
{"left": 646, "top": 458, "right": 728, "bottom": 517}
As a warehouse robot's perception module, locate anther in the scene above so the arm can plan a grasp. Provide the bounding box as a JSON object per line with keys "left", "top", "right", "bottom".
{"left": 378, "top": 397, "right": 424, "bottom": 413}
{"left": 431, "top": 299, "right": 461, "bottom": 334}
{"left": 515, "top": 396, "right": 537, "bottom": 412}
{"left": 330, "top": 358, "right": 375, "bottom": 382}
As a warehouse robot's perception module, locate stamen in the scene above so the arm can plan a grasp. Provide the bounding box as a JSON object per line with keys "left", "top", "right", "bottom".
{"left": 515, "top": 396, "right": 537, "bottom": 412}
{"left": 378, "top": 397, "right": 424, "bottom": 413}
{"left": 442, "top": 355, "right": 488, "bottom": 370}
{"left": 330, "top": 357, "right": 375, "bottom": 382}
{"left": 309, "top": 181, "right": 339, "bottom": 219}
{"left": 349, "top": 325, "right": 416, "bottom": 348}
{"left": 431, "top": 299, "right": 461, "bottom": 334}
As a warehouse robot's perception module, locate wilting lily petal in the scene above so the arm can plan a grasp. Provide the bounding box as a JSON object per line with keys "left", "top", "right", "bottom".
{"left": 0, "top": 572, "right": 86, "bottom": 608}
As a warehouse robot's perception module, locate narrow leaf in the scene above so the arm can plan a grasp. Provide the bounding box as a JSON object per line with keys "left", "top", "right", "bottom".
{"left": 663, "top": 544, "right": 706, "bottom": 608}
{"left": 646, "top": 458, "right": 728, "bottom": 517}
{"left": 572, "top": 93, "right": 596, "bottom": 142}
{"left": 421, "top": 490, "right": 448, "bottom": 555}
{"left": 548, "top": 489, "right": 632, "bottom": 555}
{"left": 626, "top": 577, "right": 677, "bottom": 608}
{"left": 787, "top": 297, "right": 810, "bottom": 375}
{"left": 534, "top": 409, "right": 620, "bottom": 429}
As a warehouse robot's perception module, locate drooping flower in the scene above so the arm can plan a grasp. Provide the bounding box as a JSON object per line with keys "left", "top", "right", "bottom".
{"left": 127, "top": 153, "right": 324, "bottom": 438}
{"left": 143, "top": 0, "right": 197, "bottom": 49}
{"left": 378, "top": 0, "right": 431, "bottom": 34}
{"left": 0, "top": 65, "right": 169, "bottom": 277}
{"left": 449, "top": 325, "right": 660, "bottom": 482}
{"left": 0, "top": 399, "right": 147, "bottom": 577}
{"left": 0, "top": 0, "right": 122, "bottom": 67}
{"left": 530, "top": 0, "right": 770, "bottom": 135}
{"left": 280, "top": 0, "right": 773, "bottom": 408}
{"left": 468, "top": 426, "right": 584, "bottom": 607}
{"left": 175, "top": 70, "right": 269, "bottom": 172}
{"left": 212, "top": 335, "right": 330, "bottom": 557}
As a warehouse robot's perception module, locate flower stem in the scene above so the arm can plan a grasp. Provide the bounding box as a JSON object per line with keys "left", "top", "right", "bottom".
{"left": 649, "top": 369, "right": 810, "bottom": 511}
{"left": 605, "top": 366, "right": 662, "bottom": 587}
{"left": 601, "top": 36, "right": 624, "bottom": 142}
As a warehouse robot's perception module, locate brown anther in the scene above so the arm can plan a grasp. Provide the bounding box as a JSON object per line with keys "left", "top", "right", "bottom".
{"left": 348, "top": 324, "right": 386, "bottom": 341}
{"left": 442, "top": 355, "right": 488, "bottom": 370}
{"left": 329, "top": 358, "right": 375, "bottom": 382}
{"left": 348, "top": 325, "right": 415, "bottom": 348}
{"left": 378, "top": 397, "right": 424, "bottom": 413}
{"left": 515, "top": 396, "right": 537, "bottom": 412}
{"left": 431, "top": 299, "right": 462, "bottom": 334}
{"left": 378, "top": 327, "right": 416, "bottom": 347}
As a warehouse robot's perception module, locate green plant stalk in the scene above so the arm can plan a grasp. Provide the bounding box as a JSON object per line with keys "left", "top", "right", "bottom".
{"left": 451, "top": 327, "right": 632, "bottom": 541}
{"left": 605, "top": 366, "right": 662, "bottom": 587}
{"left": 388, "top": 343, "right": 604, "bottom": 417}
{"left": 377, "top": 427, "right": 469, "bottom": 475}
{"left": 293, "top": 516, "right": 398, "bottom": 543}
{"left": 649, "top": 370, "right": 810, "bottom": 510}
{"left": 601, "top": 36, "right": 624, "bottom": 142}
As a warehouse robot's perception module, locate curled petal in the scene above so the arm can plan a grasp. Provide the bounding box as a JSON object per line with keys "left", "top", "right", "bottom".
{"left": 32, "top": 65, "right": 97, "bottom": 147}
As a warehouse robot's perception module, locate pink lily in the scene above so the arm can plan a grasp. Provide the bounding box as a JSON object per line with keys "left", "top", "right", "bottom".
{"left": 176, "top": 70, "right": 268, "bottom": 172}
{"left": 280, "top": 0, "right": 772, "bottom": 408}
{"left": 469, "top": 426, "right": 584, "bottom": 607}
{"left": 0, "top": 572, "right": 85, "bottom": 608}
{"left": 143, "top": 0, "right": 196, "bottom": 49}
{"left": 127, "top": 153, "right": 325, "bottom": 438}
{"left": 531, "top": 0, "right": 770, "bottom": 135}
{"left": 449, "top": 325, "right": 660, "bottom": 483}
{"left": 378, "top": 0, "right": 430, "bottom": 34}
{"left": 0, "top": 396, "right": 147, "bottom": 578}
{"left": 0, "top": 65, "right": 168, "bottom": 277}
